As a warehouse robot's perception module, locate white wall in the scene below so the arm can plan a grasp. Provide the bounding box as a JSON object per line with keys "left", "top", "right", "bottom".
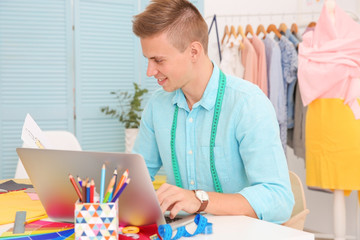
{"left": 204, "top": 0, "right": 360, "bottom": 238}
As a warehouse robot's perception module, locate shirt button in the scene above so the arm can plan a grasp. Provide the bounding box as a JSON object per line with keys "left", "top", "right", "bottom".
{"left": 189, "top": 118, "right": 193, "bottom": 123}
{"left": 190, "top": 180, "right": 195, "bottom": 185}
{"left": 188, "top": 150, "right": 193, "bottom": 155}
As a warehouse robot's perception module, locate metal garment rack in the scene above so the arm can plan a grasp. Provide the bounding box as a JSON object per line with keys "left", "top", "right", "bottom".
{"left": 205, "top": 10, "right": 359, "bottom": 25}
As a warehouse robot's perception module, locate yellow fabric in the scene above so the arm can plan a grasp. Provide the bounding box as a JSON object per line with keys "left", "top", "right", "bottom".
{"left": 152, "top": 175, "right": 167, "bottom": 190}
{"left": 0, "top": 190, "right": 46, "bottom": 224}
{"left": 306, "top": 98, "right": 360, "bottom": 191}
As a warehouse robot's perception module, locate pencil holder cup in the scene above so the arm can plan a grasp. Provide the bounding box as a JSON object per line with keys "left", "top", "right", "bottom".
{"left": 74, "top": 201, "right": 118, "bottom": 240}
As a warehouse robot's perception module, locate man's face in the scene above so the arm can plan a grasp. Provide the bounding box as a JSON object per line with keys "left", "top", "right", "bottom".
{"left": 141, "top": 33, "right": 193, "bottom": 92}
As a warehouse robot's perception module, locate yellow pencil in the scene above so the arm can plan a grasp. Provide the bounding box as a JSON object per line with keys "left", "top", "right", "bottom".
{"left": 24, "top": 214, "right": 48, "bottom": 225}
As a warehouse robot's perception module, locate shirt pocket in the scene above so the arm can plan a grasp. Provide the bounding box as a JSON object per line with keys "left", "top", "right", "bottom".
{"left": 199, "top": 146, "right": 230, "bottom": 184}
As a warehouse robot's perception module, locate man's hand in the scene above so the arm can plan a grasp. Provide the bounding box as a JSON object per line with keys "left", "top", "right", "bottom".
{"left": 156, "top": 183, "right": 200, "bottom": 219}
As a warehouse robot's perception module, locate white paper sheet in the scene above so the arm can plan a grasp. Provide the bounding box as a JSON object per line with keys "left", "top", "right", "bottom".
{"left": 21, "top": 114, "right": 54, "bottom": 149}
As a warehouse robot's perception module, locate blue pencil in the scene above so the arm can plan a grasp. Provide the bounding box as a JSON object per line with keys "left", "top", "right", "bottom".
{"left": 111, "top": 178, "right": 130, "bottom": 203}
{"left": 100, "top": 164, "right": 106, "bottom": 203}
{"left": 86, "top": 182, "right": 90, "bottom": 203}
{"left": 77, "top": 176, "right": 82, "bottom": 187}
{"left": 111, "top": 169, "right": 118, "bottom": 201}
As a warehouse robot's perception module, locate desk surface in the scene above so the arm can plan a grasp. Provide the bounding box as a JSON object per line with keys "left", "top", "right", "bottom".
{"left": 0, "top": 179, "right": 314, "bottom": 239}
{"left": 184, "top": 215, "right": 314, "bottom": 240}
{"left": 0, "top": 215, "right": 314, "bottom": 240}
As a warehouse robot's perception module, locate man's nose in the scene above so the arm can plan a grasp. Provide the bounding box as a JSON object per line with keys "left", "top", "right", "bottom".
{"left": 146, "top": 61, "right": 158, "bottom": 77}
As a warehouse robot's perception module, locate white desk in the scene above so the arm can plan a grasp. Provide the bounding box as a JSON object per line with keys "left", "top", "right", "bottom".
{"left": 0, "top": 215, "right": 314, "bottom": 240}
{"left": 183, "top": 215, "right": 314, "bottom": 240}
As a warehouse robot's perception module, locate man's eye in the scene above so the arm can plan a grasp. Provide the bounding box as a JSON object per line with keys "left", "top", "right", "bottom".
{"left": 155, "top": 59, "right": 163, "bottom": 63}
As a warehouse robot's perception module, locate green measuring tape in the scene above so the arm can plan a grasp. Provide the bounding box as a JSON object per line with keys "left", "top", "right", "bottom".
{"left": 170, "top": 70, "right": 226, "bottom": 193}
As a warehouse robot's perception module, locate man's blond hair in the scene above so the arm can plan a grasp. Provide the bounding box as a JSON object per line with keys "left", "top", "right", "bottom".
{"left": 132, "top": 0, "right": 208, "bottom": 54}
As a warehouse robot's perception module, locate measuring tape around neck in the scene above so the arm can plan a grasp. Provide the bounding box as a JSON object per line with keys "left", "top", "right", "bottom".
{"left": 170, "top": 70, "right": 226, "bottom": 193}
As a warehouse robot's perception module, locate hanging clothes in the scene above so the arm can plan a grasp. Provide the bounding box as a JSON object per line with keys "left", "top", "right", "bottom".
{"left": 249, "top": 35, "right": 268, "bottom": 96}
{"left": 292, "top": 82, "right": 306, "bottom": 159}
{"left": 241, "top": 37, "right": 258, "bottom": 85}
{"left": 277, "top": 36, "right": 298, "bottom": 152}
{"left": 220, "top": 35, "right": 244, "bottom": 78}
{"left": 263, "top": 35, "right": 286, "bottom": 130}
{"left": 298, "top": 3, "right": 360, "bottom": 190}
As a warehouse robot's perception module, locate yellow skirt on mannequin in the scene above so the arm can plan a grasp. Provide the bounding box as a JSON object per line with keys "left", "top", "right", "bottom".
{"left": 306, "top": 98, "right": 360, "bottom": 190}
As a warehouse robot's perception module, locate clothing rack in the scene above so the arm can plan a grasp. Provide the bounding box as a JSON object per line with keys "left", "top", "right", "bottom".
{"left": 205, "top": 10, "right": 359, "bottom": 26}
{"left": 207, "top": 8, "right": 360, "bottom": 240}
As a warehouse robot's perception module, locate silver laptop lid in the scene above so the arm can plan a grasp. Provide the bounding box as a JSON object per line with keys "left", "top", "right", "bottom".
{"left": 16, "top": 148, "right": 166, "bottom": 226}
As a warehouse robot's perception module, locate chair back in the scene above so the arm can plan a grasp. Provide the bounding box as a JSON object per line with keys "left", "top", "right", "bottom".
{"left": 15, "top": 130, "right": 81, "bottom": 179}
{"left": 283, "top": 171, "right": 310, "bottom": 230}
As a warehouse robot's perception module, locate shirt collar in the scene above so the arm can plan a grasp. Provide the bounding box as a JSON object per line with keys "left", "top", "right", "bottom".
{"left": 172, "top": 62, "right": 220, "bottom": 111}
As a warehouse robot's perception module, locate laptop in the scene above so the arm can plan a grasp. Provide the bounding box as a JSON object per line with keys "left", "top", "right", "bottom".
{"left": 16, "top": 147, "right": 170, "bottom": 226}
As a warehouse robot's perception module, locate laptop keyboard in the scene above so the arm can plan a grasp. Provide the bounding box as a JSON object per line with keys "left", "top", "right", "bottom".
{"left": 165, "top": 216, "right": 182, "bottom": 223}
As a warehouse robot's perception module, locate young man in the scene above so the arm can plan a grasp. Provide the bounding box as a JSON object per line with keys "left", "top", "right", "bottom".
{"left": 132, "top": 0, "right": 294, "bottom": 224}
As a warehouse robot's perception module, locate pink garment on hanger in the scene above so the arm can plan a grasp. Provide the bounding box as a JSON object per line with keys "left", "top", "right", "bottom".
{"left": 298, "top": 3, "right": 360, "bottom": 119}
{"left": 241, "top": 37, "right": 258, "bottom": 85}
{"left": 249, "top": 35, "right": 268, "bottom": 96}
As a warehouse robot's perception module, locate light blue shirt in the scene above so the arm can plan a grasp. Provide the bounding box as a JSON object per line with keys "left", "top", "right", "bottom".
{"left": 133, "top": 63, "right": 294, "bottom": 224}
{"left": 263, "top": 35, "right": 286, "bottom": 124}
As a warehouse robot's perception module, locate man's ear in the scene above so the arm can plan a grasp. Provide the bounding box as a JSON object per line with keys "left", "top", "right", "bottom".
{"left": 190, "top": 41, "right": 202, "bottom": 62}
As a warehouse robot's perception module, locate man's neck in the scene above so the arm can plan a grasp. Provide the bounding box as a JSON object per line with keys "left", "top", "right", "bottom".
{"left": 182, "top": 58, "right": 213, "bottom": 110}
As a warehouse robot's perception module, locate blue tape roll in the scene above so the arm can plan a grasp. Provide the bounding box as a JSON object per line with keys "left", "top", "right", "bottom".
{"left": 203, "top": 222, "right": 213, "bottom": 234}
{"left": 158, "top": 214, "right": 210, "bottom": 240}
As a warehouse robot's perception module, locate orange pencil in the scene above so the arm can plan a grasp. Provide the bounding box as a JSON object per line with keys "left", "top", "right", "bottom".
{"left": 113, "top": 169, "right": 128, "bottom": 197}
{"left": 69, "top": 174, "right": 83, "bottom": 202}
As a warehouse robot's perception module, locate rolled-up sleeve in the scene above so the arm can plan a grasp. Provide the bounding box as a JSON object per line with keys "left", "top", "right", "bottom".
{"left": 236, "top": 92, "right": 295, "bottom": 224}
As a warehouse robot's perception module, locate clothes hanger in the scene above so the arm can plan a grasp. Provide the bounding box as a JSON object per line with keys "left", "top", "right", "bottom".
{"left": 291, "top": 23, "right": 298, "bottom": 34}
{"left": 245, "top": 24, "right": 254, "bottom": 37}
{"left": 221, "top": 25, "right": 230, "bottom": 44}
{"left": 235, "top": 25, "right": 245, "bottom": 50}
{"left": 278, "top": 23, "right": 288, "bottom": 34}
{"left": 230, "top": 25, "right": 237, "bottom": 39}
{"left": 266, "top": 24, "right": 282, "bottom": 39}
{"left": 237, "top": 25, "right": 246, "bottom": 39}
{"left": 256, "top": 24, "right": 267, "bottom": 39}
{"left": 307, "top": 21, "right": 317, "bottom": 28}
{"left": 227, "top": 25, "right": 238, "bottom": 47}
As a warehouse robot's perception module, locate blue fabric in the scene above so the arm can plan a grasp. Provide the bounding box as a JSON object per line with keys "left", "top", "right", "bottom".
{"left": 263, "top": 36, "right": 287, "bottom": 152}
{"left": 278, "top": 36, "right": 298, "bottom": 134}
{"left": 262, "top": 36, "right": 286, "bottom": 125}
{"left": 133, "top": 63, "right": 294, "bottom": 224}
{"left": 285, "top": 29, "right": 300, "bottom": 48}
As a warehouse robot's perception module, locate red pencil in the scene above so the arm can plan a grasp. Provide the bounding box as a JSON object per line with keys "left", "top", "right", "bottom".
{"left": 69, "top": 174, "right": 83, "bottom": 202}
{"left": 90, "top": 179, "right": 94, "bottom": 203}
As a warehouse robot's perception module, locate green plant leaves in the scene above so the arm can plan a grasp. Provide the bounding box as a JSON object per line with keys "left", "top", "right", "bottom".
{"left": 100, "top": 83, "right": 148, "bottom": 128}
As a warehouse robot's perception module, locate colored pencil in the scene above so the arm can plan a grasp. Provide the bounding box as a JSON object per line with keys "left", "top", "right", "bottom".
{"left": 77, "top": 176, "right": 82, "bottom": 187}
{"left": 113, "top": 169, "right": 128, "bottom": 198}
{"left": 103, "top": 174, "right": 116, "bottom": 203}
{"left": 81, "top": 178, "right": 88, "bottom": 203}
{"left": 111, "top": 178, "right": 130, "bottom": 202}
{"left": 69, "top": 174, "right": 83, "bottom": 202}
{"left": 111, "top": 169, "right": 118, "bottom": 201}
{"left": 100, "top": 164, "right": 106, "bottom": 203}
{"left": 90, "top": 179, "right": 94, "bottom": 203}
{"left": 86, "top": 182, "right": 91, "bottom": 203}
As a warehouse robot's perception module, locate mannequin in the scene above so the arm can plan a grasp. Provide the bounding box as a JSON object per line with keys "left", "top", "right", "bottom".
{"left": 325, "top": 1, "right": 346, "bottom": 239}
